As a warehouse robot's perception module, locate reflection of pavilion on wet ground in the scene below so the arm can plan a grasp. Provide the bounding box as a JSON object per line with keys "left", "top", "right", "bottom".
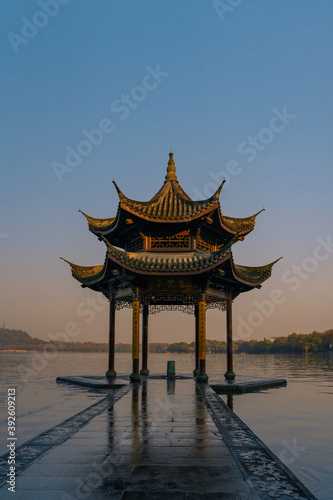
{"left": 0, "top": 379, "right": 316, "bottom": 499}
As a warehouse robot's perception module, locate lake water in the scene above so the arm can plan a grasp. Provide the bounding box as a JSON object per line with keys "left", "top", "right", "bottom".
{"left": 0, "top": 352, "right": 332, "bottom": 499}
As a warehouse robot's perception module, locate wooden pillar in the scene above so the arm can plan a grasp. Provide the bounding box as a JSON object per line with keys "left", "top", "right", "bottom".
{"left": 196, "top": 292, "right": 208, "bottom": 382}
{"left": 130, "top": 289, "right": 141, "bottom": 382}
{"left": 106, "top": 290, "right": 117, "bottom": 378}
{"left": 225, "top": 293, "right": 235, "bottom": 380}
{"left": 140, "top": 304, "right": 150, "bottom": 375}
{"left": 193, "top": 304, "right": 199, "bottom": 376}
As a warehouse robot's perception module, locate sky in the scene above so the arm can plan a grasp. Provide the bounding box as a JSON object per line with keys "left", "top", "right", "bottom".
{"left": 1, "top": 0, "right": 333, "bottom": 346}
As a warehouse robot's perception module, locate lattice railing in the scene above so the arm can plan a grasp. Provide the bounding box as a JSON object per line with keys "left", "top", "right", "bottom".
{"left": 196, "top": 235, "right": 224, "bottom": 252}
{"left": 150, "top": 234, "right": 190, "bottom": 249}
{"left": 196, "top": 234, "right": 214, "bottom": 252}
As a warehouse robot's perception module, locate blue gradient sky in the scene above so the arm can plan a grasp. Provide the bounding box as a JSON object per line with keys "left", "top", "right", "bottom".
{"left": 1, "top": 0, "right": 332, "bottom": 344}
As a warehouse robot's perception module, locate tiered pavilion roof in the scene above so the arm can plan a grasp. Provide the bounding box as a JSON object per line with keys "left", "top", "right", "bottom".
{"left": 63, "top": 153, "right": 278, "bottom": 298}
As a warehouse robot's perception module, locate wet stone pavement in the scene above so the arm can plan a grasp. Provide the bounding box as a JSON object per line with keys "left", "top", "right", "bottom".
{"left": 0, "top": 379, "right": 316, "bottom": 499}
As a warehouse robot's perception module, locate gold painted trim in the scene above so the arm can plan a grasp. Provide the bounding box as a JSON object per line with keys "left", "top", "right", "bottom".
{"left": 198, "top": 301, "right": 206, "bottom": 360}
{"left": 132, "top": 301, "right": 140, "bottom": 360}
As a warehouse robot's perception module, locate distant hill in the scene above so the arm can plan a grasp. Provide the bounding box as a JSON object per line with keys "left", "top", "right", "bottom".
{"left": 0, "top": 330, "right": 168, "bottom": 353}
{"left": 0, "top": 328, "right": 46, "bottom": 349}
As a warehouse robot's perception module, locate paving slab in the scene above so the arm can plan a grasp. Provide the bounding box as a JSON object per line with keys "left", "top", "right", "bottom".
{"left": 56, "top": 374, "right": 129, "bottom": 388}
{"left": 209, "top": 374, "right": 287, "bottom": 393}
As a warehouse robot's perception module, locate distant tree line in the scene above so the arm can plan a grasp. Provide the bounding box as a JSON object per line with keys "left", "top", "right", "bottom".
{"left": 166, "top": 331, "right": 333, "bottom": 354}
{"left": 234, "top": 330, "right": 333, "bottom": 354}
{"left": 1, "top": 328, "right": 333, "bottom": 354}
{"left": 167, "top": 340, "right": 227, "bottom": 353}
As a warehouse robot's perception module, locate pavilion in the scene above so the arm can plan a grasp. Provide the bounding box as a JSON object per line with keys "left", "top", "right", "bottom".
{"left": 62, "top": 153, "right": 280, "bottom": 382}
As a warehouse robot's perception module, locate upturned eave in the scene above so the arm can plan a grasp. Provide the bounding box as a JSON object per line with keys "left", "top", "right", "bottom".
{"left": 60, "top": 258, "right": 106, "bottom": 284}
{"left": 79, "top": 210, "right": 117, "bottom": 233}
{"left": 230, "top": 257, "right": 282, "bottom": 287}
{"left": 218, "top": 208, "right": 265, "bottom": 236}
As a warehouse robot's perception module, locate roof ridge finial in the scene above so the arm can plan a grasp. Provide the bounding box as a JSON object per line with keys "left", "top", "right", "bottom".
{"left": 165, "top": 152, "right": 178, "bottom": 182}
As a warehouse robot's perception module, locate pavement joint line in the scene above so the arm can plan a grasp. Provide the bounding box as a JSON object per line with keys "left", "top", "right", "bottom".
{"left": 0, "top": 384, "right": 132, "bottom": 487}
{"left": 197, "top": 383, "right": 317, "bottom": 500}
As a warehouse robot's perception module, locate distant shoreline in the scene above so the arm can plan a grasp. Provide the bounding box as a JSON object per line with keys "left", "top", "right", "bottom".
{"left": 1, "top": 350, "right": 331, "bottom": 356}
{"left": 1, "top": 328, "right": 333, "bottom": 355}
{"left": 0, "top": 349, "right": 30, "bottom": 352}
